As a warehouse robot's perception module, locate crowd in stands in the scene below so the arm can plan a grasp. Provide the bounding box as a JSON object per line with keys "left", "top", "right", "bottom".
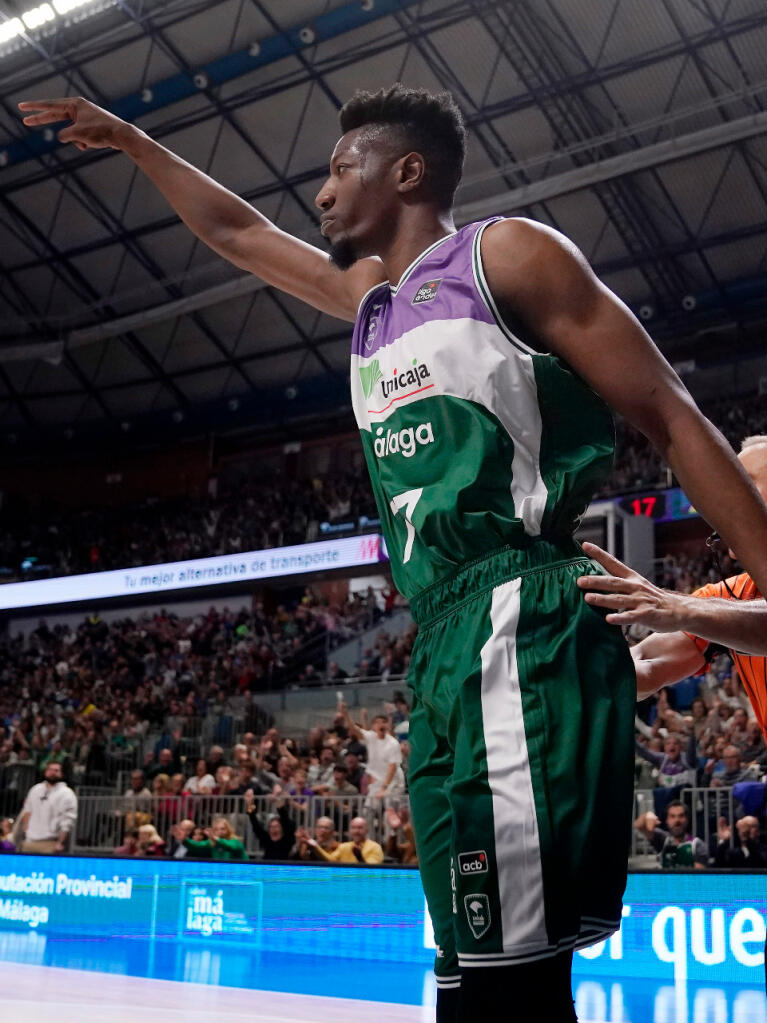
{"left": 1, "top": 693, "right": 415, "bottom": 865}
{"left": 633, "top": 652, "right": 767, "bottom": 867}
{"left": 2, "top": 593, "right": 766, "bottom": 868}
{"left": 0, "top": 592, "right": 416, "bottom": 803}
{"left": 1, "top": 391, "right": 764, "bottom": 583}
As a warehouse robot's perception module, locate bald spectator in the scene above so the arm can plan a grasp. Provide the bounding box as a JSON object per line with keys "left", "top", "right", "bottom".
{"left": 715, "top": 816, "right": 767, "bottom": 867}
{"left": 308, "top": 816, "right": 384, "bottom": 864}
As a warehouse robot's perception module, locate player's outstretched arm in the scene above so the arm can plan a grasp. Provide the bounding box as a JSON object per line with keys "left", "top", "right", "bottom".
{"left": 630, "top": 630, "right": 705, "bottom": 698}
{"left": 481, "top": 218, "right": 767, "bottom": 600}
{"left": 577, "top": 542, "right": 767, "bottom": 654}
{"left": 19, "top": 97, "right": 385, "bottom": 322}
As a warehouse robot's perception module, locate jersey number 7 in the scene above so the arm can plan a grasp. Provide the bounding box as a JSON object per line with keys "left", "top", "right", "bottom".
{"left": 389, "top": 488, "right": 424, "bottom": 564}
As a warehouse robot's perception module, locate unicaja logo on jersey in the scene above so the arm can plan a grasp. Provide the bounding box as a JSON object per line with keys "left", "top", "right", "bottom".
{"left": 374, "top": 422, "right": 435, "bottom": 459}
{"left": 381, "top": 360, "right": 431, "bottom": 399}
{"left": 359, "top": 360, "right": 383, "bottom": 399}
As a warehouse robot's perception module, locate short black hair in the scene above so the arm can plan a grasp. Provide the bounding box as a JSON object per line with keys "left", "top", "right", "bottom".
{"left": 339, "top": 83, "right": 466, "bottom": 210}
{"left": 665, "top": 801, "right": 689, "bottom": 822}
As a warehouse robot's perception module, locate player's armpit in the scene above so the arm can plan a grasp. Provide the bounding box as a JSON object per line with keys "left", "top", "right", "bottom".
{"left": 631, "top": 631, "right": 706, "bottom": 699}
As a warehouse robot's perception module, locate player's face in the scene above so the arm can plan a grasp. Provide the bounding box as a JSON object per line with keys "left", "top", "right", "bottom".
{"left": 315, "top": 130, "right": 398, "bottom": 270}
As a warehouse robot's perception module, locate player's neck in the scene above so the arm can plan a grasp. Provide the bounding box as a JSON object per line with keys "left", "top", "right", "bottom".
{"left": 379, "top": 209, "right": 456, "bottom": 286}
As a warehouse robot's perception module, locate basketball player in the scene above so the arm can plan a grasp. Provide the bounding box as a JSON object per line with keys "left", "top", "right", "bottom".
{"left": 19, "top": 86, "right": 767, "bottom": 1021}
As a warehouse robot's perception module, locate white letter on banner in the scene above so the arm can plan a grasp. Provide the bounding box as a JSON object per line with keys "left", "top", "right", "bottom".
{"left": 733, "top": 989, "right": 767, "bottom": 1023}
{"left": 691, "top": 908, "right": 725, "bottom": 965}
{"left": 652, "top": 906, "right": 687, "bottom": 982}
{"left": 730, "top": 908, "right": 766, "bottom": 968}
{"left": 692, "top": 989, "right": 726, "bottom": 1023}
{"left": 574, "top": 982, "right": 606, "bottom": 1022}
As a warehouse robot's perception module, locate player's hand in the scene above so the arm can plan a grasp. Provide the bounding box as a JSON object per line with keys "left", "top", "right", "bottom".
{"left": 577, "top": 542, "right": 688, "bottom": 630}
{"left": 19, "top": 96, "right": 132, "bottom": 152}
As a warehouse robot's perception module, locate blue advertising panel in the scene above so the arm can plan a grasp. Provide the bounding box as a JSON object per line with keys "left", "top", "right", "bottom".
{"left": 0, "top": 855, "right": 766, "bottom": 1019}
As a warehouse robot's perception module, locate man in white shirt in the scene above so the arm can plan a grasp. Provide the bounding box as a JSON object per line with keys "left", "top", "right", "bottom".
{"left": 353, "top": 711, "right": 406, "bottom": 801}
{"left": 19, "top": 762, "right": 78, "bottom": 854}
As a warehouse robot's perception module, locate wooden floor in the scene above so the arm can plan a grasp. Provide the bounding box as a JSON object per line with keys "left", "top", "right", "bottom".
{"left": 0, "top": 961, "right": 431, "bottom": 1023}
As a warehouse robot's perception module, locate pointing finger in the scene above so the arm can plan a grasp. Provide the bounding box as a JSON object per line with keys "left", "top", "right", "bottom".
{"left": 581, "top": 542, "right": 633, "bottom": 578}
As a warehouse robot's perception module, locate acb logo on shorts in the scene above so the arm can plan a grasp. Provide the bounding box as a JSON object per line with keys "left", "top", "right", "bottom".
{"left": 458, "top": 850, "right": 488, "bottom": 875}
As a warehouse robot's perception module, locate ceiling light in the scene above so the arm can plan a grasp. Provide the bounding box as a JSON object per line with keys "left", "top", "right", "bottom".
{"left": 0, "top": 18, "right": 24, "bottom": 43}
{"left": 22, "top": 4, "right": 55, "bottom": 30}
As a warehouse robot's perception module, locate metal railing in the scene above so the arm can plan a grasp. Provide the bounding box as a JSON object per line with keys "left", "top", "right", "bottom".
{"left": 70, "top": 793, "right": 407, "bottom": 856}
{"left": 0, "top": 763, "right": 37, "bottom": 818}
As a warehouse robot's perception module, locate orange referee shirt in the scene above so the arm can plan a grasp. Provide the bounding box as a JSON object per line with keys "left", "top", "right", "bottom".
{"left": 687, "top": 573, "right": 767, "bottom": 739}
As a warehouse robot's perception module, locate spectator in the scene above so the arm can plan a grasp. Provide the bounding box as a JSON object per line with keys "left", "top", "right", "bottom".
{"left": 18, "top": 761, "right": 77, "bottom": 854}
{"left": 183, "top": 758, "right": 215, "bottom": 795}
{"left": 635, "top": 734, "right": 697, "bottom": 789}
{"left": 212, "top": 765, "right": 235, "bottom": 795}
{"left": 115, "top": 828, "right": 140, "bottom": 857}
{"left": 344, "top": 751, "right": 367, "bottom": 794}
{"left": 634, "top": 803, "right": 707, "bottom": 869}
{"left": 714, "top": 816, "right": 767, "bottom": 867}
{"left": 124, "top": 769, "right": 151, "bottom": 799}
{"left": 151, "top": 773, "right": 170, "bottom": 798}
{"left": 708, "top": 745, "right": 749, "bottom": 788}
{"left": 308, "top": 816, "right": 384, "bottom": 864}
{"left": 327, "top": 763, "right": 359, "bottom": 798}
{"left": 307, "top": 746, "right": 336, "bottom": 792}
{"left": 352, "top": 709, "right": 406, "bottom": 802}
{"left": 295, "top": 817, "right": 339, "bottom": 861}
{"left": 174, "top": 817, "right": 247, "bottom": 861}
{"left": 230, "top": 760, "right": 258, "bottom": 796}
{"left": 245, "top": 789, "right": 296, "bottom": 859}
{"left": 146, "top": 747, "right": 177, "bottom": 780}
{"left": 741, "top": 722, "right": 767, "bottom": 765}
{"left": 136, "top": 823, "right": 166, "bottom": 857}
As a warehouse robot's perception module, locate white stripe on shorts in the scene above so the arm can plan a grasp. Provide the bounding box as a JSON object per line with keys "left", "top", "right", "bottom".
{"left": 479, "top": 577, "right": 548, "bottom": 954}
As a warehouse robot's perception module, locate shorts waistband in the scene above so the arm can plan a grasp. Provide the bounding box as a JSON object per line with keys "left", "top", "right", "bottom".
{"left": 409, "top": 538, "right": 588, "bottom": 628}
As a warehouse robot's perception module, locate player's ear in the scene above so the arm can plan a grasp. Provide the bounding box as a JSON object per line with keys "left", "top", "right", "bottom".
{"left": 396, "top": 152, "right": 425, "bottom": 195}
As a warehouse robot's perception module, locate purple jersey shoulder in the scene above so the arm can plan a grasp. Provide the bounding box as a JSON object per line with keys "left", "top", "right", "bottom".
{"left": 351, "top": 219, "right": 500, "bottom": 359}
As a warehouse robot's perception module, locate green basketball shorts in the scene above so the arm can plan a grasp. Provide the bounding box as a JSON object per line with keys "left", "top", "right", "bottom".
{"left": 406, "top": 540, "right": 636, "bottom": 988}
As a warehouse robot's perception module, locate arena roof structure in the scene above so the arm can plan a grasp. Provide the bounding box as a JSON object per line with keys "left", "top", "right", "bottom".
{"left": 0, "top": 0, "right": 766, "bottom": 450}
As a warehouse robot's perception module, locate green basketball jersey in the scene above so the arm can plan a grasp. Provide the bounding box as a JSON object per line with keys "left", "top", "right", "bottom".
{"left": 350, "top": 219, "right": 615, "bottom": 600}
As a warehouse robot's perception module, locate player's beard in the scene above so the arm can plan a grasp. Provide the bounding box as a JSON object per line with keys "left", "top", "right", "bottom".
{"left": 328, "top": 235, "right": 359, "bottom": 271}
